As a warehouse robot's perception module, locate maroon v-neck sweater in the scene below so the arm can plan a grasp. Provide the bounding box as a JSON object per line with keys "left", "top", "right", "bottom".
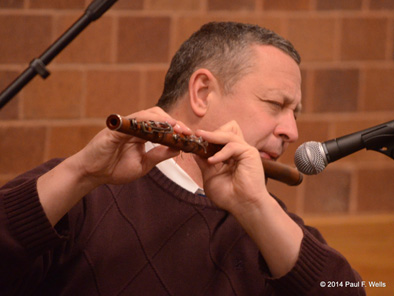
{"left": 0, "top": 159, "right": 365, "bottom": 295}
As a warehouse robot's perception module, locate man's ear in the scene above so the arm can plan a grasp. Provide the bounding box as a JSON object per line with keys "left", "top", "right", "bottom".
{"left": 188, "top": 69, "right": 220, "bottom": 117}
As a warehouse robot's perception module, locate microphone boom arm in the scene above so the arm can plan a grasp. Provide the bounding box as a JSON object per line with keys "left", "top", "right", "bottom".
{"left": 324, "top": 120, "right": 394, "bottom": 162}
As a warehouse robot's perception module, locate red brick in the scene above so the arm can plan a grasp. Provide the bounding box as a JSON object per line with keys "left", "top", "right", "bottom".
{"left": 112, "top": 0, "right": 144, "bottom": 9}
{"left": 0, "top": 126, "right": 46, "bottom": 174}
{"left": 174, "top": 17, "right": 285, "bottom": 56}
{"left": 364, "top": 68, "right": 394, "bottom": 111}
{"left": 118, "top": 17, "right": 171, "bottom": 63}
{"left": 0, "top": 97, "right": 19, "bottom": 120}
{"left": 316, "top": 0, "right": 362, "bottom": 10}
{"left": 252, "top": 18, "right": 285, "bottom": 37}
{"left": 0, "top": 15, "right": 52, "bottom": 64}
{"left": 54, "top": 15, "right": 113, "bottom": 64}
{"left": 358, "top": 168, "right": 394, "bottom": 212}
{"left": 0, "top": 176, "right": 13, "bottom": 188}
{"left": 369, "top": 0, "right": 394, "bottom": 10}
{"left": 47, "top": 125, "right": 102, "bottom": 159}
{"left": 29, "top": 0, "right": 85, "bottom": 9}
{"left": 295, "top": 119, "right": 331, "bottom": 144}
{"left": 142, "top": 69, "right": 167, "bottom": 109}
{"left": 23, "top": 70, "right": 83, "bottom": 119}
{"left": 0, "top": 71, "right": 20, "bottom": 119}
{"left": 299, "top": 68, "right": 315, "bottom": 113}
{"left": 304, "top": 169, "right": 351, "bottom": 214}
{"left": 281, "top": 120, "right": 330, "bottom": 164}
{"left": 340, "top": 18, "right": 387, "bottom": 61}
{"left": 208, "top": 0, "right": 255, "bottom": 10}
{"left": 266, "top": 180, "right": 299, "bottom": 214}
{"left": 172, "top": 17, "right": 205, "bottom": 51}
{"left": 148, "top": 0, "right": 201, "bottom": 10}
{"left": 263, "top": 0, "right": 310, "bottom": 10}
{"left": 312, "top": 69, "right": 359, "bottom": 112}
{"left": 0, "top": 0, "right": 23, "bottom": 8}
{"left": 287, "top": 18, "right": 336, "bottom": 61}
{"left": 85, "top": 70, "right": 141, "bottom": 118}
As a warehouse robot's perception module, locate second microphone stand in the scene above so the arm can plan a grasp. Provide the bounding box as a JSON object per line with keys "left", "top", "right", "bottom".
{"left": 0, "top": 0, "right": 118, "bottom": 110}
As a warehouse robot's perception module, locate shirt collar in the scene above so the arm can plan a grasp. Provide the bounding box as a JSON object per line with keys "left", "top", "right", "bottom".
{"left": 145, "top": 142, "right": 204, "bottom": 195}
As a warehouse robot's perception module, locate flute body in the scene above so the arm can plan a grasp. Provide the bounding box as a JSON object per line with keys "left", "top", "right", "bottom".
{"left": 106, "top": 114, "right": 303, "bottom": 186}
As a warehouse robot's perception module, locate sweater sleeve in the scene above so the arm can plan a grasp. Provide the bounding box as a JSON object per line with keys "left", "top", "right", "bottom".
{"left": 1, "top": 178, "right": 65, "bottom": 255}
{"left": 0, "top": 159, "right": 68, "bottom": 294}
{"left": 263, "top": 196, "right": 366, "bottom": 296}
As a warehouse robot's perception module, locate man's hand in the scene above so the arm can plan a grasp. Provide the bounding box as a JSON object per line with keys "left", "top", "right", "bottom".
{"left": 194, "top": 121, "right": 303, "bottom": 278}
{"left": 37, "top": 107, "right": 190, "bottom": 226}
{"left": 75, "top": 107, "right": 188, "bottom": 187}
{"left": 193, "top": 120, "right": 268, "bottom": 216}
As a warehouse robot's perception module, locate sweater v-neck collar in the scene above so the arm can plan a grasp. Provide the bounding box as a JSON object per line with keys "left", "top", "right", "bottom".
{"left": 147, "top": 167, "right": 219, "bottom": 209}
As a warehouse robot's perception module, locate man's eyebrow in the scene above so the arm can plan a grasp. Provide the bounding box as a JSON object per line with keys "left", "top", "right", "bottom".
{"left": 295, "top": 103, "right": 302, "bottom": 114}
{"left": 263, "top": 89, "right": 302, "bottom": 114}
{"left": 283, "top": 95, "right": 302, "bottom": 114}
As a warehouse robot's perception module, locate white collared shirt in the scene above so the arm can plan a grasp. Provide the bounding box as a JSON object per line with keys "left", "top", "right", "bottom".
{"left": 145, "top": 142, "right": 205, "bottom": 195}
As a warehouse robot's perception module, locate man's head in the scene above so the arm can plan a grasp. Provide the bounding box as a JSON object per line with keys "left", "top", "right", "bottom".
{"left": 157, "top": 21, "right": 300, "bottom": 111}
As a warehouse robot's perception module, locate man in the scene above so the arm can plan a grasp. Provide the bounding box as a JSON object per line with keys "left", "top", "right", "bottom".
{"left": 0, "top": 22, "right": 364, "bottom": 295}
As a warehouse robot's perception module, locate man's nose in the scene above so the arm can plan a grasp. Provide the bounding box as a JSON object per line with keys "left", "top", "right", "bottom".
{"left": 276, "top": 112, "right": 299, "bottom": 143}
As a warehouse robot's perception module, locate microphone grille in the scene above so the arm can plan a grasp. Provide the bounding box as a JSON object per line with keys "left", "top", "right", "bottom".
{"left": 294, "top": 141, "right": 327, "bottom": 175}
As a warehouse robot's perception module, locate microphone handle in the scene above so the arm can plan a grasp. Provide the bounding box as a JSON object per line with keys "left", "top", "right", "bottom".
{"left": 106, "top": 114, "right": 303, "bottom": 186}
{"left": 323, "top": 119, "right": 394, "bottom": 163}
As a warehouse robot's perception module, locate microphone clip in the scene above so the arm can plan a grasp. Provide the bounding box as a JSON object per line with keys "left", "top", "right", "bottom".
{"left": 362, "top": 121, "right": 394, "bottom": 160}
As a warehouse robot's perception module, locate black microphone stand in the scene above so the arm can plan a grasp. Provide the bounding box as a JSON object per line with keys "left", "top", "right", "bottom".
{"left": 361, "top": 120, "right": 394, "bottom": 160}
{"left": 0, "top": 0, "right": 118, "bottom": 110}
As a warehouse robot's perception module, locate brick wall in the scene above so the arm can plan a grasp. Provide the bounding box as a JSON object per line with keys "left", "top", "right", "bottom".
{"left": 1, "top": 0, "right": 394, "bottom": 218}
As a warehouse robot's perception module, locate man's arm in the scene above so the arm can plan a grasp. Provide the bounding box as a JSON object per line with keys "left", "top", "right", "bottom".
{"left": 37, "top": 107, "right": 187, "bottom": 226}
{"left": 194, "top": 121, "right": 365, "bottom": 295}
{"left": 193, "top": 121, "right": 302, "bottom": 278}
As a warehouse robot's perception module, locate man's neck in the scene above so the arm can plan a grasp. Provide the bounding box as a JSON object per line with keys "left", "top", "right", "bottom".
{"left": 173, "top": 152, "right": 204, "bottom": 188}
{"left": 167, "top": 102, "right": 206, "bottom": 188}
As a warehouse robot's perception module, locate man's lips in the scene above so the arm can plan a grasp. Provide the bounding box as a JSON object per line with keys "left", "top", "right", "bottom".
{"left": 259, "top": 151, "right": 280, "bottom": 161}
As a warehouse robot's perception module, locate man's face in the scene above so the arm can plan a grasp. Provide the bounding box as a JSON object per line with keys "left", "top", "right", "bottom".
{"left": 207, "top": 45, "right": 302, "bottom": 161}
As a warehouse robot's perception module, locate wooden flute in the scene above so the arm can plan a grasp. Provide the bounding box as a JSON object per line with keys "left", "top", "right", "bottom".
{"left": 106, "top": 114, "right": 303, "bottom": 186}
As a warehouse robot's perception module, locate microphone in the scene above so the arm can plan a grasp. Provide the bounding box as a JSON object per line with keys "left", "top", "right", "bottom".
{"left": 294, "top": 120, "right": 394, "bottom": 175}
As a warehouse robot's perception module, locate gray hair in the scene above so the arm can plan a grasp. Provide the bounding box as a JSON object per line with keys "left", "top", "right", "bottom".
{"left": 157, "top": 21, "right": 300, "bottom": 111}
